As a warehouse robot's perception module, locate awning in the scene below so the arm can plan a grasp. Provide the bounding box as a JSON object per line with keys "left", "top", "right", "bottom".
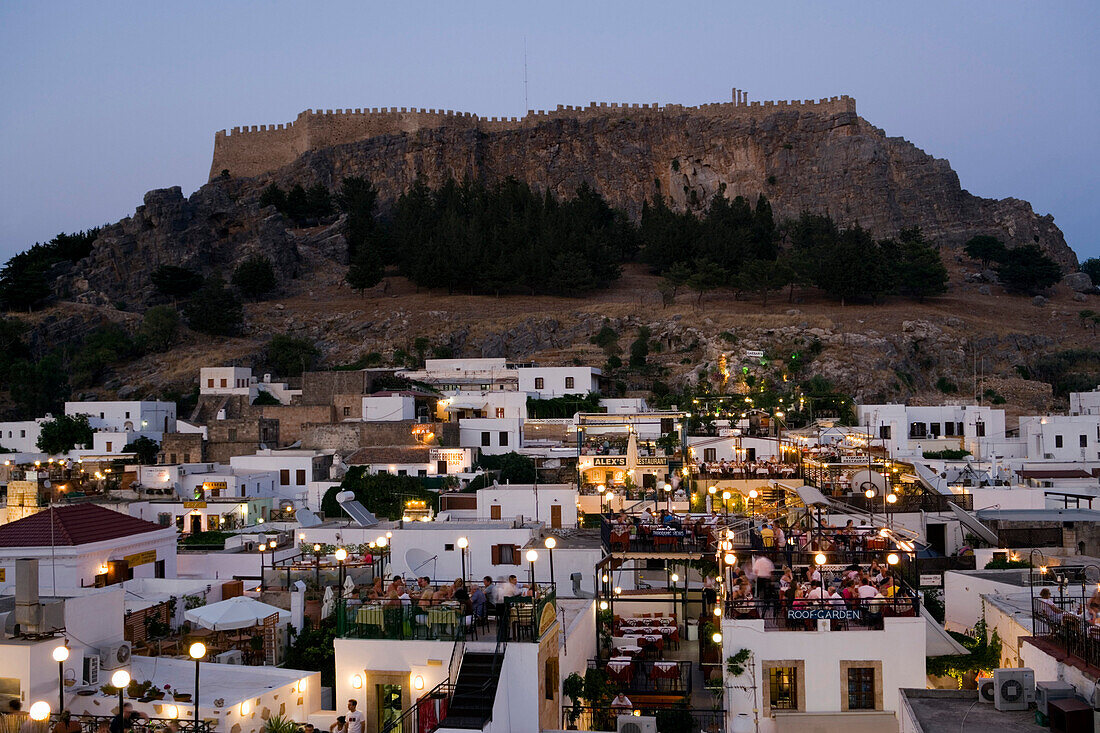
{"left": 948, "top": 502, "right": 999, "bottom": 545}
{"left": 921, "top": 605, "right": 970, "bottom": 656}
{"left": 445, "top": 401, "right": 483, "bottom": 411}
{"left": 792, "top": 485, "right": 834, "bottom": 508}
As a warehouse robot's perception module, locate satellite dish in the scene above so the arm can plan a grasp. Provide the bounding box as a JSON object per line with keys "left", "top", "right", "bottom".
{"left": 850, "top": 469, "right": 887, "bottom": 495}
{"left": 404, "top": 548, "right": 436, "bottom": 576}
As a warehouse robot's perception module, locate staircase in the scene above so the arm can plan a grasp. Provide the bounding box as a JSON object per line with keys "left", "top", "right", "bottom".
{"left": 438, "top": 652, "right": 502, "bottom": 729}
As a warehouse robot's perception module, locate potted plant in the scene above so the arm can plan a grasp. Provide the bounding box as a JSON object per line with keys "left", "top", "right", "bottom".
{"left": 563, "top": 673, "right": 585, "bottom": 729}
{"left": 126, "top": 679, "right": 152, "bottom": 699}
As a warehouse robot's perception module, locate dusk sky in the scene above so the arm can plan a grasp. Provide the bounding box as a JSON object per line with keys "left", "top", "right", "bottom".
{"left": 1, "top": 1, "right": 1097, "bottom": 261}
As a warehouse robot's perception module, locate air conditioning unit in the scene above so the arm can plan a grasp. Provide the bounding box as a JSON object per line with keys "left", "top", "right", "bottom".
{"left": 977, "top": 676, "right": 995, "bottom": 703}
{"left": 99, "top": 641, "right": 132, "bottom": 670}
{"left": 82, "top": 655, "right": 100, "bottom": 686}
{"left": 1035, "top": 680, "right": 1076, "bottom": 716}
{"left": 617, "top": 716, "right": 657, "bottom": 733}
{"left": 994, "top": 667, "right": 1035, "bottom": 711}
{"left": 215, "top": 649, "right": 243, "bottom": 665}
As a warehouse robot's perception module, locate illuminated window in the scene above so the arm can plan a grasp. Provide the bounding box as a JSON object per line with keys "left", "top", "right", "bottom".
{"left": 768, "top": 667, "right": 797, "bottom": 710}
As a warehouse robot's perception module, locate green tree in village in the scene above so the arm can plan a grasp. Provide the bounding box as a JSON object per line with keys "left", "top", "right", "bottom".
{"left": 264, "top": 334, "right": 320, "bottom": 377}
{"left": 184, "top": 276, "right": 244, "bottom": 336}
{"left": 963, "top": 235, "right": 1008, "bottom": 268}
{"left": 996, "top": 244, "right": 1062, "bottom": 295}
{"left": 137, "top": 305, "right": 180, "bottom": 352}
{"left": 123, "top": 436, "right": 160, "bottom": 464}
{"left": 886, "top": 228, "right": 949, "bottom": 301}
{"left": 37, "top": 413, "right": 93, "bottom": 455}
{"left": 338, "top": 177, "right": 386, "bottom": 294}
{"left": 232, "top": 256, "right": 277, "bottom": 300}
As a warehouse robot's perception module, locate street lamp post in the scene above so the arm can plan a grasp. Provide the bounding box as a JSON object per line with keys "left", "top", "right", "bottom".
{"left": 596, "top": 484, "right": 607, "bottom": 514}
{"left": 544, "top": 537, "right": 557, "bottom": 589}
{"left": 886, "top": 492, "right": 897, "bottom": 528}
{"left": 334, "top": 547, "right": 348, "bottom": 635}
{"left": 721, "top": 491, "right": 731, "bottom": 524}
{"left": 526, "top": 549, "right": 539, "bottom": 593}
{"left": 111, "top": 670, "right": 130, "bottom": 718}
{"left": 313, "top": 543, "right": 321, "bottom": 588}
{"left": 457, "top": 537, "right": 469, "bottom": 586}
{"left": 258, "top": 542, "right": 268, "bottom": 591}
{"left": 664, "top": 482, "right": 672, "bottom": 513}
{"left": 52, "top": 643, "right": 69, "bottom": 715}
{"left": 189, "top": 642, "right": 206, "bottom": 728}
{"left": 748, "top": 489, "right": 758, "bottom": 518}
{"left": 707, "top": 485, "right": 716, "bottom": 513}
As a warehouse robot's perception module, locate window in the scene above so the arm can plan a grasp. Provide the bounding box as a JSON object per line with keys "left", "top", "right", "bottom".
{"left": 535, "top": 377, "right": 544, "bottom": 390}
{"left": 909, "top": 422, "right": 926, "bottom": 438}
{"left": 1055, "top": 435, "right": 1064, "bottom": 448}
{"left": 220, "top": 379, "right": 227, "bottom": 388}
{"left": 944, "top": 422, "right": 955, "bottom": 437}
{"left": 125, "top": 411, "right": 130, "bottom": 419}
{"left": 100, "top": 412, "right": 105, "bottom": 419}
{"left": 957, "top": 422, "right": 964, "bottom": 436}
{"left": 565, "top": 377, "right": 575, "bottom": 389}
{"left": 19, "top": 430, "right": 24, "bottom": 438}
{"left": 975, "top": 421, "right": 986, "bottom": 437}
{"left": 183, "top": 453, "right": 191, "bottom": 463}
{"left": 847, "top": 668, "right": 875, "bottom": 710}
{"left": 499, "top": 432, "right": 508, "bottom": 446}
{"left": 490, "top": 505, "right": 502, "bottom": 520}
{"left": 227, "top": 428, "right": 238, "bottom": 441}
{"left": 481, "top": 432, "right": 491, "bottom": 447}
{"left": 170, "top": 453, "right": 177, "bottom": 464}
{"left": 157, "top": 512, "right": 172, "bottom": 527}
{"left": 1081, "top": 434, "right": 1089, "bottom": 448}
{"left": 704, "top": 448, "right": 716, "bottom": 462}
{"left": 930, "top": 422, "right": 941, "bottom": 437}
{"left": 207, "top": 379, "right": 214, "bottom": 388}
{"left": 767, "top": 667, "right": 798, "bottom": 710}
{"left": 207, "top": 515, "right": 220, "bottom": 529}
{"left": 154, "top": 560, "right": 165, "bottom": 579}
{"left": 879, "top": 425, "right": 891, "bottom": 439}
{"left": 496, "top": 408, "right": 505, "bottom": 418}
{"left": 105, "top": 442, "right": 112, "bottom": 452}
{"left": 398, "top": 470, "right": 407, "bottom": 476}
{"left": 295, "top": 469, "right": 306, "bottom": 485}
{"left": 343, "top": 407, "right": 351, "bottom": 417}
{"left": 491, "top": 544, "right": 519, "bottom": 564}
{"left": 545, "top": 659, "right": 559, "bottom": 700}
{"left": 280, "top": 469, "right": 290, "bottom": 485}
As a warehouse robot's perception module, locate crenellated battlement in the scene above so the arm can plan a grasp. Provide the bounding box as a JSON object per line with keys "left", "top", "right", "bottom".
{"left": 208, "top": 90, "right": 856, "bottom": 180}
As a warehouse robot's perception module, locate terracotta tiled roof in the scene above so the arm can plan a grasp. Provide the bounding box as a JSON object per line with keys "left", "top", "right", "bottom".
{"left": 345, "top": 446, "right": 431, "bottom": 465}
{"left": 0, "top": 505, "right": 167, "bottom": 548}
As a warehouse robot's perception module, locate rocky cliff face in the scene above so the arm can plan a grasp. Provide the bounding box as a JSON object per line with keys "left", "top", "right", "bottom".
{"left": 57, "top": 104, "right": 1075, "bottom": 308}
{"left": 269, "top": 108, "right": 1075, "bottom": 267}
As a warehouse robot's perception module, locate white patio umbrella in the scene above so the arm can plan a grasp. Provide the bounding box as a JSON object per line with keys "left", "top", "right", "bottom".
{"left": 183, "top": 596, "right": 291, "bottom": 631}
{"left": 320, "top": 586, "right": 335, "bottom": 618}
{"left": 343, "top": 574, "right": 356, "bottom": 596}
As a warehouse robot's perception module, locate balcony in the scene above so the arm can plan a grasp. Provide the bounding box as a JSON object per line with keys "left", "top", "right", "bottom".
{"left": 1032, "top": 593, "right": 1100, "bottom": 668}
{"left": 723, "top": 595, "right": 920, "bottom": 631}
{"left": 600, "top": 515, "right": 716, "bottom": 555}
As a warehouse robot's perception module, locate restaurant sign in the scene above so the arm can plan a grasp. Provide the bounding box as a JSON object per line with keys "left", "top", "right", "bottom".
{"left": 637, "top": 457, "right": 668, "bottom": 467}
{"left": 183, "top": 501, "right": 207, "bottom": 509}
{"left": 123, "top": 550, "right": 157, "bottom": 568}
{"left": 786, "top": 608, "right": 861, "bottom": 620}
{"left": 202, "top": 481, "right": 227, "bottom": 493}
{"left": 840, "top": 455, "right": 868, "bottom": 464}
{"left": 430, "top": 449, "right": 467, "bottom": 467}
{"left": 592, "top": 457, "right": 628, "bottom": 467}
{"left": 919, "top": 574, "right": 943, "bottom": 587}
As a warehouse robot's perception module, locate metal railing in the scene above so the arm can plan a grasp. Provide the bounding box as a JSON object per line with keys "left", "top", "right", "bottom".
{"left": 562, "top": 705, "right": 725, "bottom": 732}
{"left": 587, "top": 658, "right": 693, "bottom": 695}
{"left": 723, "top": 594, "right": 920, "bottom": 630}
{"left": 838, "top": 492, "right": 973, "bottom": 514}
{"left": 601, "top": 515, "right": 716, "bottom": 554}
{"left": 381, "top": 681, "right": 454, "bottom": 733}
{"left": 1032, "top": 594, "right": 1100, "bottom": 668}
{"left": 34, "top": 714, "right": 213, "bottom": 733}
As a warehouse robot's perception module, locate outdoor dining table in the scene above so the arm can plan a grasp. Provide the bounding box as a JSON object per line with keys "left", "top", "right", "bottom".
{"left": 650, "top": 661, "right": 680, "bottom": 680}
{"left": 615, "top": 645, "right": 643, "bottom": 657}
{"left": 426, "top": 604, "right": 460, "bottom": 629}
{"left": 357, "top": 604, "right": 385, "bottom": 627}
{"left": 606, "top": 659, "right": 634, "bottom": 683}
{"left": 623, "top": 634, "right": 664, "bottom": 652}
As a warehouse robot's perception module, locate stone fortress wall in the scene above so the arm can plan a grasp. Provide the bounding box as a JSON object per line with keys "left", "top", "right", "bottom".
{"left": 208, "top": 88, "right": 856, "bottom": 181}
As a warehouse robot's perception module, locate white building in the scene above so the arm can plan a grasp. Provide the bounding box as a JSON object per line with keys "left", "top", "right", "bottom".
{"left": 0, "top": 418, "right": 48, "bottom": 453}
{"left": 0, "top": 505, "right": 177, "bottom": 592}
{"left": 230, "top": 449, "right": 331, "bottom": 502}
{"left": 362, "top": 393, "right": 417, "bottom": 421}
{"left": 722, "top": 612, "right": 928, "bottom": 732}
{"left": 857, "top": 403, "right": 1006, "bottom": 460}
{"left": 138, "top": 462, "right": 279, "bottom": 500}
{"left": 65, "top": 400, "right": 177, "bottom": 436}
{"left": 199, "top": 366, "right": 300, "bottom": 404}
{"left": 473, "top": 484, "right": 578, "bottom": 528}
{"left": 460, "top": 417, "right": 524, "bottom": 455}
{"left": 1070, "top": 387, "right": 1100, "bottom": 416}
{"left": 400, "top": 358, "right": 519, "bottom": 392}
{"left": 517, "top": 366, "right": 600, "bottom": 398}
{"left": 1019, "top": 414, "right": 1100, "bottom": 462}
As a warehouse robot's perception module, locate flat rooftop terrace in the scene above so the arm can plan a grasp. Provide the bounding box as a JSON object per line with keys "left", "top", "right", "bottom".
{"left": 902, "top": 689, "right": 1045, "bottom": 732}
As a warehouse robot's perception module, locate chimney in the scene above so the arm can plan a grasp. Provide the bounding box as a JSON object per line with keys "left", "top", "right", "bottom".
{"left": 15, "top": 558, "right": 42, "bottom": 633}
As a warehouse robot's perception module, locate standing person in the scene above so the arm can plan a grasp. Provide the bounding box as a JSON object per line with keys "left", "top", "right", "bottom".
{"left": 345, "top": 700, "right": 364, "bottom": 733}
{"left": 52, "top": 712, "right": 82, "bottom": 733}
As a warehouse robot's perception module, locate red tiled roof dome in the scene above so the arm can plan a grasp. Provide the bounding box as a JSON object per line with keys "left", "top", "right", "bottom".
{"left": 0, "top": 505, "right": 167, "bottom": 548}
